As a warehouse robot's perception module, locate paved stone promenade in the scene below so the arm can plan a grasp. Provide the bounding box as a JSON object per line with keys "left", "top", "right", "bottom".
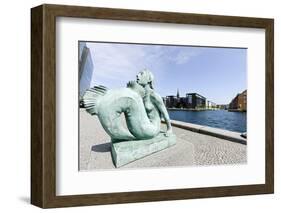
{"left": 79, "top": 109, "right": 246, "bottom": 171}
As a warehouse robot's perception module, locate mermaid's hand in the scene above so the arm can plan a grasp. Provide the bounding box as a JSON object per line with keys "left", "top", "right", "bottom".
{"left": 164, "top": 129, "right": 173, "bottom": 137}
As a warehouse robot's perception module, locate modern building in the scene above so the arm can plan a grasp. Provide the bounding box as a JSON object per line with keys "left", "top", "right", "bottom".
{"left": 206, "top": 100, "right": 217, "bottom": 109}
{"left": 176, "top": 89, "right": 188, "bottom": 108}
{"left": 164, "top": 89, "right": 189, "bottom": 108}
{"left": 165, "top": 95, "right": 178, "bottom": 108}
{"left": 186, "top": 93, "right": 206, "bottom": 109}
{"left": 217, "top": 104, "right": 229, "bottom": 110}
{"left": 179, "top": 97, "right": 188, "bottom": 108}
{"left": 163, "top": 91, "right": 209, "bottom": 109}
{"left": 79, "top": 42, "right": 94, "bottom": 97}
{"left": 228, "top": 90, "right": 247, "bottom": 111}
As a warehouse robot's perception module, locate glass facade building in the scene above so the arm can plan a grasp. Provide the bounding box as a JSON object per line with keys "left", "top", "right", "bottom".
{"left": 186, "top": 93, "right": 206, "bottom": 109}
{"left": 79, "top": 42, "right": 94, "bottom": 97}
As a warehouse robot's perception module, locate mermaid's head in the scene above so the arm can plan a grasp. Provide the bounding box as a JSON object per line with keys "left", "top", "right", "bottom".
{"left": 136, "top": 69, "right": 154, "bottom": 89}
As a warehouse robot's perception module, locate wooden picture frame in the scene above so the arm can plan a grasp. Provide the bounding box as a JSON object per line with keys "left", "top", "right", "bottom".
{"left": 31, "top": 4, "right": 274, "bottom": 208}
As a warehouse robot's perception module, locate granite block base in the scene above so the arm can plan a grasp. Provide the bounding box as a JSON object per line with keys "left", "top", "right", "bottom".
{"left": 111, "top": 133, "right": 176, "bottom": 167}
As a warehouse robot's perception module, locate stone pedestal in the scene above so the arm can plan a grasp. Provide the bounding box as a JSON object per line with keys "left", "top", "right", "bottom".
{"left": 111, "top": 133, "right": 176, "bottom": 167}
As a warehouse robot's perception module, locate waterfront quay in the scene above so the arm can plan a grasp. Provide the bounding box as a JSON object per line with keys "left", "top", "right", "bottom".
{"left": 79, "top": 109, "right": 246, "bottom": 171}
{"left": 167, "top": 107, "right": 219, "bottom": 111}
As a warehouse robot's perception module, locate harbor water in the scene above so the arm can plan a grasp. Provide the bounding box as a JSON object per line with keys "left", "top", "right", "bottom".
{"left": 168, "top": 109, "right": 246, "bottom": 132}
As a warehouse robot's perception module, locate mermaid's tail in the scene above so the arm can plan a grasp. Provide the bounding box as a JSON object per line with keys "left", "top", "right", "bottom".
{"left": 83, "top": 85, "right": 108, "bottom": 115}
{"left": 83, "top": 86, "right": 160, "bottom": 141}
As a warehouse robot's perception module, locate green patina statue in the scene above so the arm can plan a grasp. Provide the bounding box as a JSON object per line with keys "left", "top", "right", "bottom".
{"left": 83, "top": 69, "right": 176, "bottom": 167}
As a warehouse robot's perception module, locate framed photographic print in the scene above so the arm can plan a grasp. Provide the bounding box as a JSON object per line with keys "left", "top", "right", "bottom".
{"left": 31, "top": 4, "right": 274, "bottom": 208}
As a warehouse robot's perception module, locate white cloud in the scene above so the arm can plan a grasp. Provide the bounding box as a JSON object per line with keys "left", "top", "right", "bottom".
{"left": 87, "top": 43, "right": 146, "bottom": 85}
{"left": 86, "top": 42, "right": 201, "bottom": 87}
{"left": 170, "top": 48, "right": 201, "bottom": 64}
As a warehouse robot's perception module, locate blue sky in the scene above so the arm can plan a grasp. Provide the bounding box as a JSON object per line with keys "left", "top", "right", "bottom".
{"left": 85, "top": 42, "right": 247, "bottom": 104}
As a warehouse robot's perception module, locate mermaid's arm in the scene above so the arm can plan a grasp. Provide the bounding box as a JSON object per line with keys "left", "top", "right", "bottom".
{"left": 150, "top": 93, "right": 172, "bottom": 134}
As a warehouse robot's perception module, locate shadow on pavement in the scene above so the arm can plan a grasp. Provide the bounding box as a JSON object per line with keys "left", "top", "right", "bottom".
{"left": 91, "top": 142, "right": 111, "bottom": 153}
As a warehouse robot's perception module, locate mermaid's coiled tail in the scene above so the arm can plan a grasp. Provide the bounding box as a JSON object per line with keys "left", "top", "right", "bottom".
{"left": 83, "top": 86, "right": 160, "bottom": 142}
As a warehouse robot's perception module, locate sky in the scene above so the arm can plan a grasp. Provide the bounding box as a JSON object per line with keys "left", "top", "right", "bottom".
{"left": 84, "top": 42, "right": 247, "bottom": 104}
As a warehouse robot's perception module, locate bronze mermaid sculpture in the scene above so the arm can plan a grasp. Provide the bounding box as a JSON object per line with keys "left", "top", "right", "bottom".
{"left": 83, "top": 69, "right": 172, "bottom": 143}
